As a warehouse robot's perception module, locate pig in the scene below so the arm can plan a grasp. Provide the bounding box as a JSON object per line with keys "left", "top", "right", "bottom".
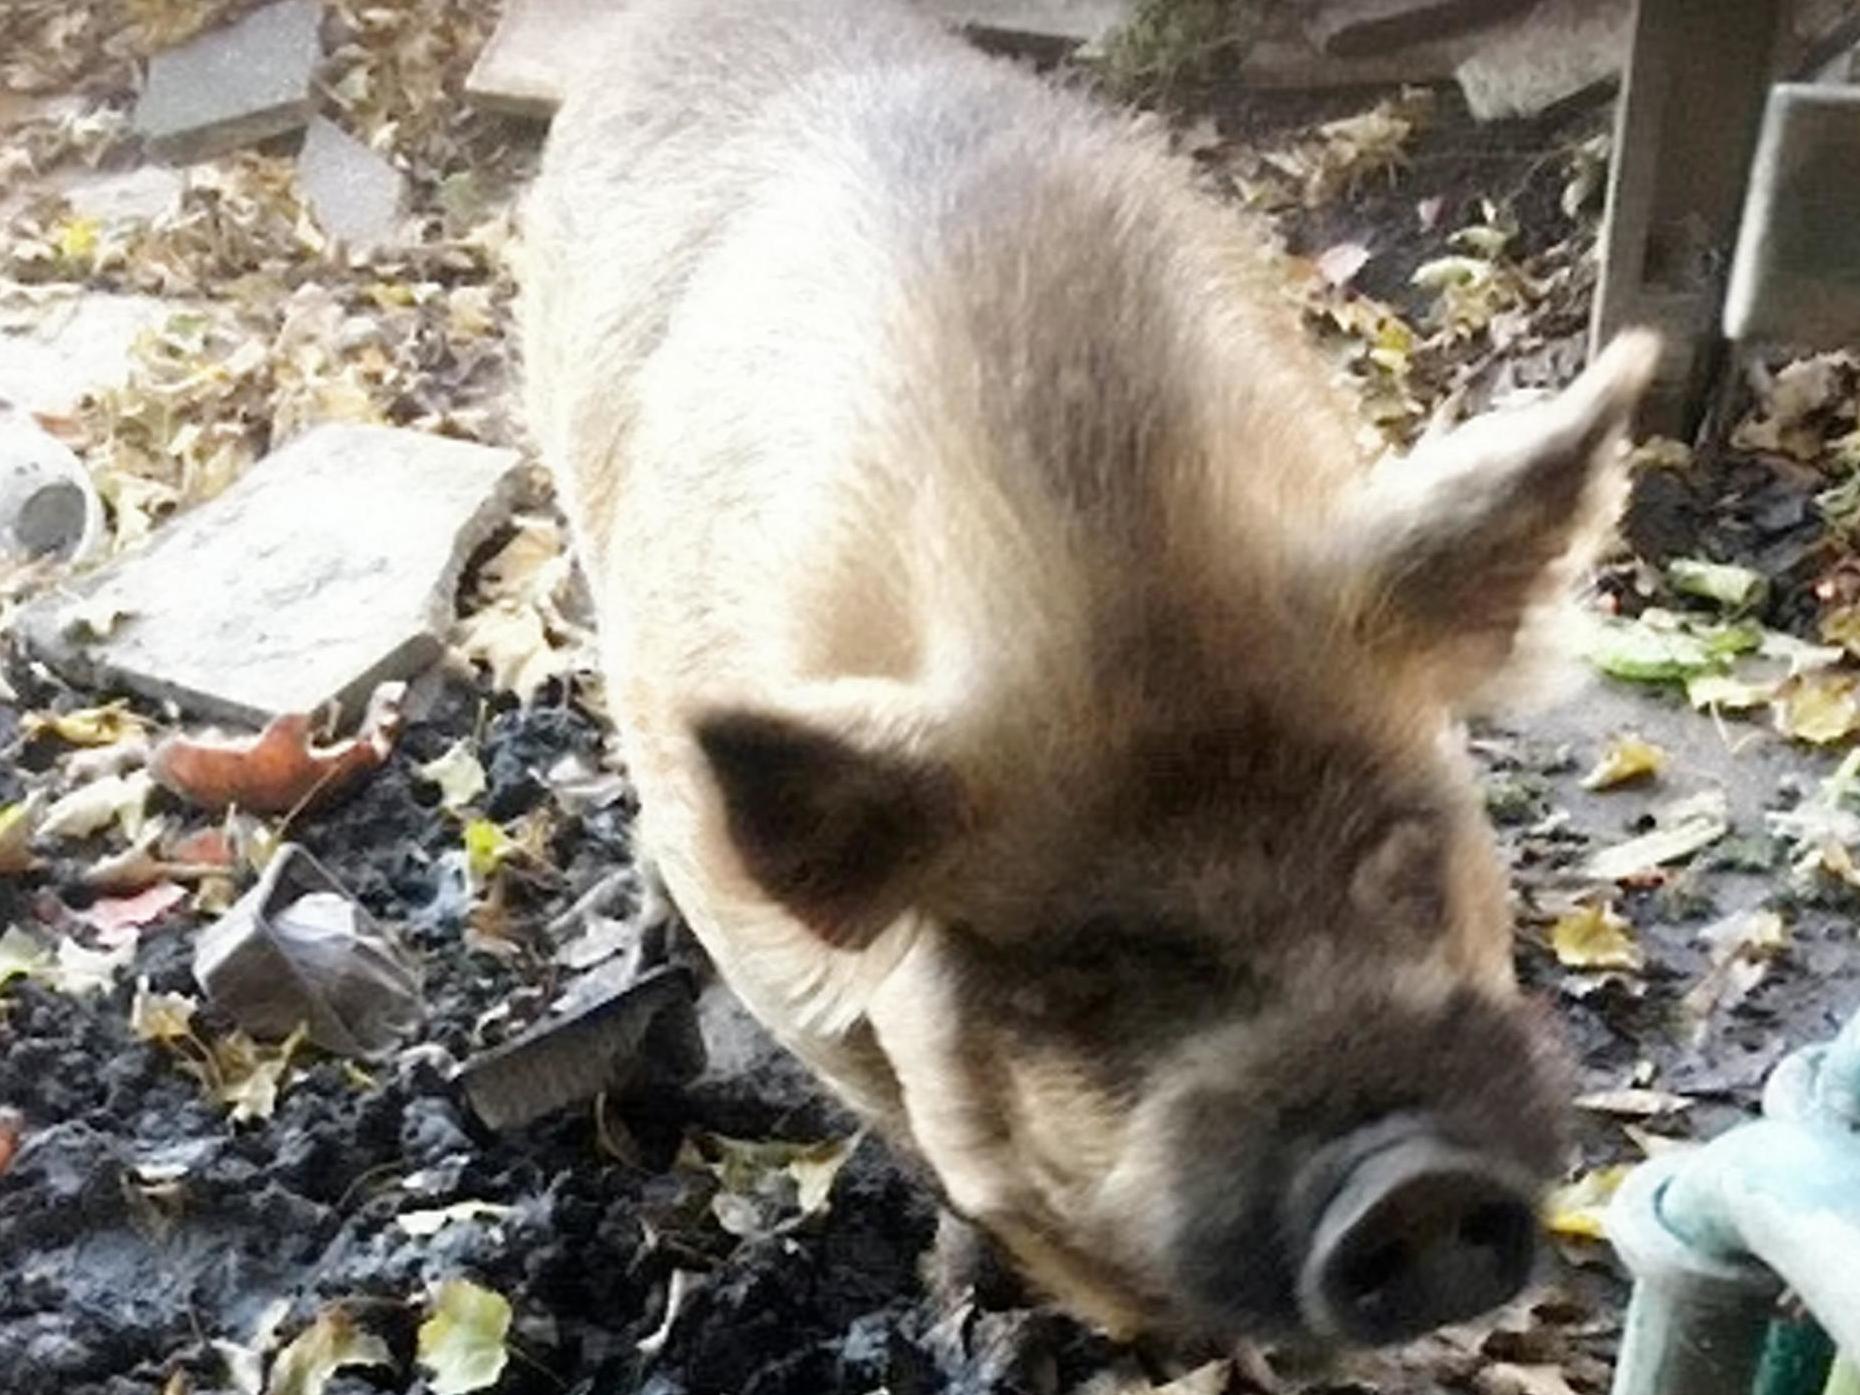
{"left": 518, "top": 0, "right": 1660, "bottom": 1353}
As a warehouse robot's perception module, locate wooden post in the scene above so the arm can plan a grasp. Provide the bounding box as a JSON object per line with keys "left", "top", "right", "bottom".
{"left": 1590, "top": 0, "right": 1791, "bottom": 441}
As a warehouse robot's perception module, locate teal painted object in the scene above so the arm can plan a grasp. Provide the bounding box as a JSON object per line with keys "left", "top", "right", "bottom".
{"left": 1753, "top": 1316, "right": 1835, "bottom": 1395}
{"left": 1606, "top": 1008, "right": 1860, "bottom": 1395}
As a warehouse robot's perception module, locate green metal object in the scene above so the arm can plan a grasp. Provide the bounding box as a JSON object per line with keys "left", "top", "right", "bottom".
{"left": 1753, "top": 1316, "right": 1835, "bottom": 1395}
{"left": 1607, "top": 1008, "right": 1860, "bottom": 1395}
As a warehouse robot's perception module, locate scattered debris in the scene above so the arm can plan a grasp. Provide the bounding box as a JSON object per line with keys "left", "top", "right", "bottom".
{"left": 456, "top": 965, "right": 704, "bottom": 1131}
{"left": 134, "top": 0, "right": 322, "bottom": 164}
{"left": 1550, "top": 901, "right": 1644, "bottom": 972}
{"left": 20, "top": 423, "right": 522, "bottom": 728}
{"left": 1580, "top": 735, "right": 1666, "bottom": 791}
{"left": 192, "top": 842, "right": 421, "bottom": 1057}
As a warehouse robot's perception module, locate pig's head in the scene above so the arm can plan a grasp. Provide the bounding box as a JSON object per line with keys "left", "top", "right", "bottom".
{"left": 687, "top": 331, "right": 1660, "bottom": 1349}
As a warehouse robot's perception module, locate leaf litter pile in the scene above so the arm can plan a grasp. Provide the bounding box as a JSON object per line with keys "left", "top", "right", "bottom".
{"left": 2, "top": 9, "right": 1859, "bottom": 1395}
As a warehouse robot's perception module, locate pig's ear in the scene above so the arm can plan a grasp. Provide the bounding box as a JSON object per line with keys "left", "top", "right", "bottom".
{"left": 692, "top": 692, "right": 965, "bottom": 949}
{"left": 1331, "top": 330, "right": 1661, "bottom": 698}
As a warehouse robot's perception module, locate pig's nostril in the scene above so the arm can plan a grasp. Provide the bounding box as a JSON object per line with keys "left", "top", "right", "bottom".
{"left": 1298, "top": 1129, "right": 1538, "bottom": 1347}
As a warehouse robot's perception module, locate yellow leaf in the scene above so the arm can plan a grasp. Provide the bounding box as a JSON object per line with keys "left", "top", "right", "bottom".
{"left": 1542, "top": 1163, "right": 1635, "bottom": 1240}
{"left": 0, "top": 795, "right": 40, "bottom": 875}
{"left": 215, "top": 1023, "right": 308, "bottom": 1124}
{"left": 265, "top": 1306, "right": 391, "bottom": 1395}
{"left": 417, "top": 1279, "right": 512, "bottom": 1395}
{"left": 1774, "top": 671, "right": 1860, "bottom": 745}
{"left": 22, "top": 702, "right": 147, "bottom": 747}
{"left": 38, "top": 771, "right": 153, "bottom": 841}
{"left": 1551, "top": 903, "right": 1644, "bottom": 971}
{"left": 1580, "top": 735, "right": 1667, "bottom": 790}
{"left": 56, "top": 215, "right": 100, "bottom": 262}
{"left": 463, "top": 818, "right": 514, "bottom": 882}
{"left": 1820, "top": 604, "right": 1860, "bottom": 657}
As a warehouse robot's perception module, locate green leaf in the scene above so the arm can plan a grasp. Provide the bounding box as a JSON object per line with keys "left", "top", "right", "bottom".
{"left": 1667, "top": 558, "right": 1766, "bottom": 611}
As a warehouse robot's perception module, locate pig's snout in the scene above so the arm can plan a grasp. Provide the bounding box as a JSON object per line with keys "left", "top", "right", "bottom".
{"left": 1296, "top": 1121, "right": 1538, "bottom": 1345}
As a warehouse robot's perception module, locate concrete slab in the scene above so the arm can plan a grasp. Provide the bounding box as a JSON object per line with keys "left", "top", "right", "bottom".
{"left": 297, "top": 118, "right": 405, "bottom": 250}
{"left": 0, "top": 293, "right": 176, "bottom": 417}
{"left": 1306, "top": 0, "right": 1531, "bottom": 59}
{"left": 1454, "top": 0, "right": 1629, "bottom": 122}
{"left": 464, "top": 0, "right": 614, "bottom": 120}
{"left": 135, "top": 0, "right": 321, "bottom": 164}
{"left": 21, "top": 423, "right": 523, "bottom": 729}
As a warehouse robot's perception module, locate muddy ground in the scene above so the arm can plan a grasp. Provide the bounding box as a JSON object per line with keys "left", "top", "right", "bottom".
{"left": 2, "top": 9, "right": 1859, "bottom": 1395}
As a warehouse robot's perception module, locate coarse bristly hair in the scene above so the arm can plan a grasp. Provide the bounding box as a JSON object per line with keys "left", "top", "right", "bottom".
{"left": 519, "top": 0, "right": 1663, "bottom": 1350}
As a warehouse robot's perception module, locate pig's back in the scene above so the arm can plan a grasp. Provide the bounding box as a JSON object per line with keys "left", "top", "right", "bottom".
{"left": 522, "top": 0, "right": 1363, "bottom": 699}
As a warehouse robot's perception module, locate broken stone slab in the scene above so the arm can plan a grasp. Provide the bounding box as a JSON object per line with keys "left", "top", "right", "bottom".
{"left": 193, "top": 842, "right": 422, "bottom": 1058}
{"left": 1305, "top": 0, "right": 1532, "bottom": 58}
{"left": 297, "top": 117, "right": 405, "bottom": 250}
{"left": 135, "top": 0, "right": 321, "bottom": 163}
{"left": 1723, "top": 84, "right": 1860, "bottom": 350}
{"left": 456, "top": 966, "right": 706, "bottom": 1131}
{"left": 464, "top": 0, "right": 614, "bottom": 119}
{"left": 464, "top": 0, "right": 1134, "bottom": 120}
{"left": 56, "top": 165, "right": 187, "bottom": 224}
{"left": 0, "top": 292, "right": 177, "bottom": 417}
{"left": 21, "top": 422, "right": 523, "bottom": 729}
{"left": 0, "top": 413, "right": 104, "bottom": 565}
{"left": 1455, "top": 0, "right": 1630, "bottom": 122}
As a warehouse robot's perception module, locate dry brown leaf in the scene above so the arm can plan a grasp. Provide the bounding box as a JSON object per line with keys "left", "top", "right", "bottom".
{"left": 151, "top": 683, "right": 405, "bottom": 814}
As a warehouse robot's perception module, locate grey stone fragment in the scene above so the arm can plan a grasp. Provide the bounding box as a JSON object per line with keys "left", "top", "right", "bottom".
{"left": 135, "top": 0, "right": 321, "bottom": 163}
{"left": 57, "top": 165, "right": 187, "bottom": 224}
{"left": 193, "top": 843, "right": 421, "bottom": 1059}
{"left": 921, "top": 0, "right": 1132, "bottom": 44}
{"left": 465, "top": 0, "right": 616, "bottom": 119}
{"left": 0, "top": 293, "right": 176, "bottom": 416}
{"left": 21, "top": 422, "right": 523, "bottom": 728}
{"left": 297, "top": 117, "right": 405, "bottom": 249}
{"left": 1723, "top": 84, "right": 1860, "bottom": 348}
{"left": 1306, "top": 0, "right": 1531, "bottom": 58}
{"left": 1455, "top": 0, "right": 1629, "bottom": 122}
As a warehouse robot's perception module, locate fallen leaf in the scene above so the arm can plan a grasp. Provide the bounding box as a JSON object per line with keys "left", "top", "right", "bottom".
{"left": 265, "top": 1305, "right": 392, "bottom": 1395}
{"left": 1667, "top": 558, "right": 1766, "bottom": 611}
{"left": 1681, "top": 908, "right": 1791, "bottom": 1031}
{"left": 463, "top": 817, "right": 516, "bottom": 883}
{"left": 0, "top": 1108, "right": 21, "bottom": 1177}
{"left": 1758, "top": 628, "right": 1844, "bottom": 676}
{"left": 130, "top": 978, "right": 200, "bottom": 1043}
{"left": 686, "top": 1131, "right": 859, "bottom": 1239}
{"left": 1585, "top": 615, "right": 1718, "bottom": 683}
{"left": 1542, "top": 1163, "right": 1634, "bottom": 1241}
{"left": 416, "top": 740, "right": 486, "bottom": 813}
{"left": 21, "top": 701, "right": 147, "bottom": 747}
{"left": 151, "top": 682, "right": 405, "bottom": 814}
{"left": 417, "top": 1279, "right": 511, "bottom": 1395}
{"left": 1582, "top": 790, "right": 1730, "bottom": 882}
{"left": 396, "top": 1201, "right": 516, "bottom": 1238}
{"left": 1550, "top": 903, "right": 1644, "bottom": 972}
{"left": 83, "top": 880, "right": 186, "bottom": 943}
{"left": 214, "top": 1024, "right": 308, "bottom": 1124}
{"left": 454, "top": 600, "right": 567, "bottom": 703}
{"left": 1773, "top": 671, "right": 1860, "bottom": 745}
{"left": 1316, "top": 241, "right": 1372, "bottom": 287}
{"left": 1573, "top": 1087, "right": 1690, "bottom": 1118}
{"left": 0, "top": 926, "right": 51, "bottom": 986}
{"left": 38, "top": 770, "right": 153, "bottom": 840}
{"left": 0, "top": 795, "right": 41, "bottom": 874}
{"left": 1580, "top": 736, "right": 1666, "bottom": 790}
{"left": 1686, "top": 672, "right": 1778, "bottom": 712}
{"left": 49, "top": 935, "right": 134, "bottom": 996}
